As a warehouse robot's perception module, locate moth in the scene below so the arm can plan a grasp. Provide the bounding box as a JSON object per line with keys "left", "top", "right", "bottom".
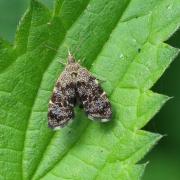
{"left": 48, "top": 52, "right": 112, "bottom": 130}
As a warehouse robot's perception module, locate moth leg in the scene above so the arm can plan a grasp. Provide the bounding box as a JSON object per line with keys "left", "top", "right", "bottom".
{"left": 91, "top": 74, "right": 106, "bottom": 84}
{"left": 97, "top": 78, "right": 106, "bottom": 84}
{"left": 57, "top": 60, "right": 66, "bottom": 66}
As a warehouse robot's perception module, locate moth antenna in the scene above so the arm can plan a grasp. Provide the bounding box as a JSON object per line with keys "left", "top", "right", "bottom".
{"left": 45, "top": 44, "right": 66, "bottom": 66}
{"left": 64, "top": 44, "right": 72, "bottom": 56}
{"left": 81, "top": 57, "right": 85, "bottom": 64}
{"left": 57, "top": 60, "right": 66, "bottom": 66}
{"left": 64, "top": 45, "right": 75, "bottom": 64}
{"left": 77, "top": 57, "right": 85, "bottom": 64}
{"left": 68, "top": 48, "right": 71, "bottom": 56}
{"left": 73, "top": 34, "right": 90, "bottom": 56}
{"left": 92, "top": 74, "right": 106, "bottom": 84}
{"left": 44, "top": 44, "right": 58, "bottom": 52}
{"left": 98, "top": 78, "right": 106, "bottom": 84}
{"left": 65, "top": 35, "right": 90, "bottom": 63}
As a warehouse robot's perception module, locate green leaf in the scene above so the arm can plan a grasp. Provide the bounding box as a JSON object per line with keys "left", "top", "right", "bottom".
{"left": 0, "top": 0, "right": 179, "bottom": 179}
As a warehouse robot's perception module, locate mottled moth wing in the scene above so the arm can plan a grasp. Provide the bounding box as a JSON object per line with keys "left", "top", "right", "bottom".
{"left": 48, "top": 52, "right": 112, "bottom": 129}
{"left": 48, "top": 70, "right": 76, "bottom": 129}
{"left": 76, "top": 67, "right": 112, "bottom": 122}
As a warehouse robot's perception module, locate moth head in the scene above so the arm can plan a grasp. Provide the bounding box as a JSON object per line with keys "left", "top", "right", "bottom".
{"left": 65, "top": 62, "right": 81, "bottom": 75}
{"left": 66, "top": 51, "right": 81, "bottom": 73}
{"left": 67, "top": 51, "right": 76, "bottom": 64}
{"left": 68, "top": 54, "right": 76, "bottom": 64}
{"left": 66, "top": 51, "right": 80, "bottom": 73}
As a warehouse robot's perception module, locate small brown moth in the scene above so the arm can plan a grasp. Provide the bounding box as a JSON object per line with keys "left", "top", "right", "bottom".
{"left": 48, "top": 52, "right": 112, "bottom": 130}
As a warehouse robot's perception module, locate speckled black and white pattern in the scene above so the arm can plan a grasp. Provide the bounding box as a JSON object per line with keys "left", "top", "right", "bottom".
{"left": 48, "top": 53, "right": 112, "bottom": 130}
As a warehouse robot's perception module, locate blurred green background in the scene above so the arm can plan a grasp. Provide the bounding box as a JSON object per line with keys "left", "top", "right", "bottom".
{"left": 0, "top": 1, "right": 179, "bottom": 179}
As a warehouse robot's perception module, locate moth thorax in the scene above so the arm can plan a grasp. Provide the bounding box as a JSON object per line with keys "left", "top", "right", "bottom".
{"left": 71, "top": 72, "right": 77, "bottom": 79}
{"left": 66, "top": 62, "right": 80, "bottom": 72}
